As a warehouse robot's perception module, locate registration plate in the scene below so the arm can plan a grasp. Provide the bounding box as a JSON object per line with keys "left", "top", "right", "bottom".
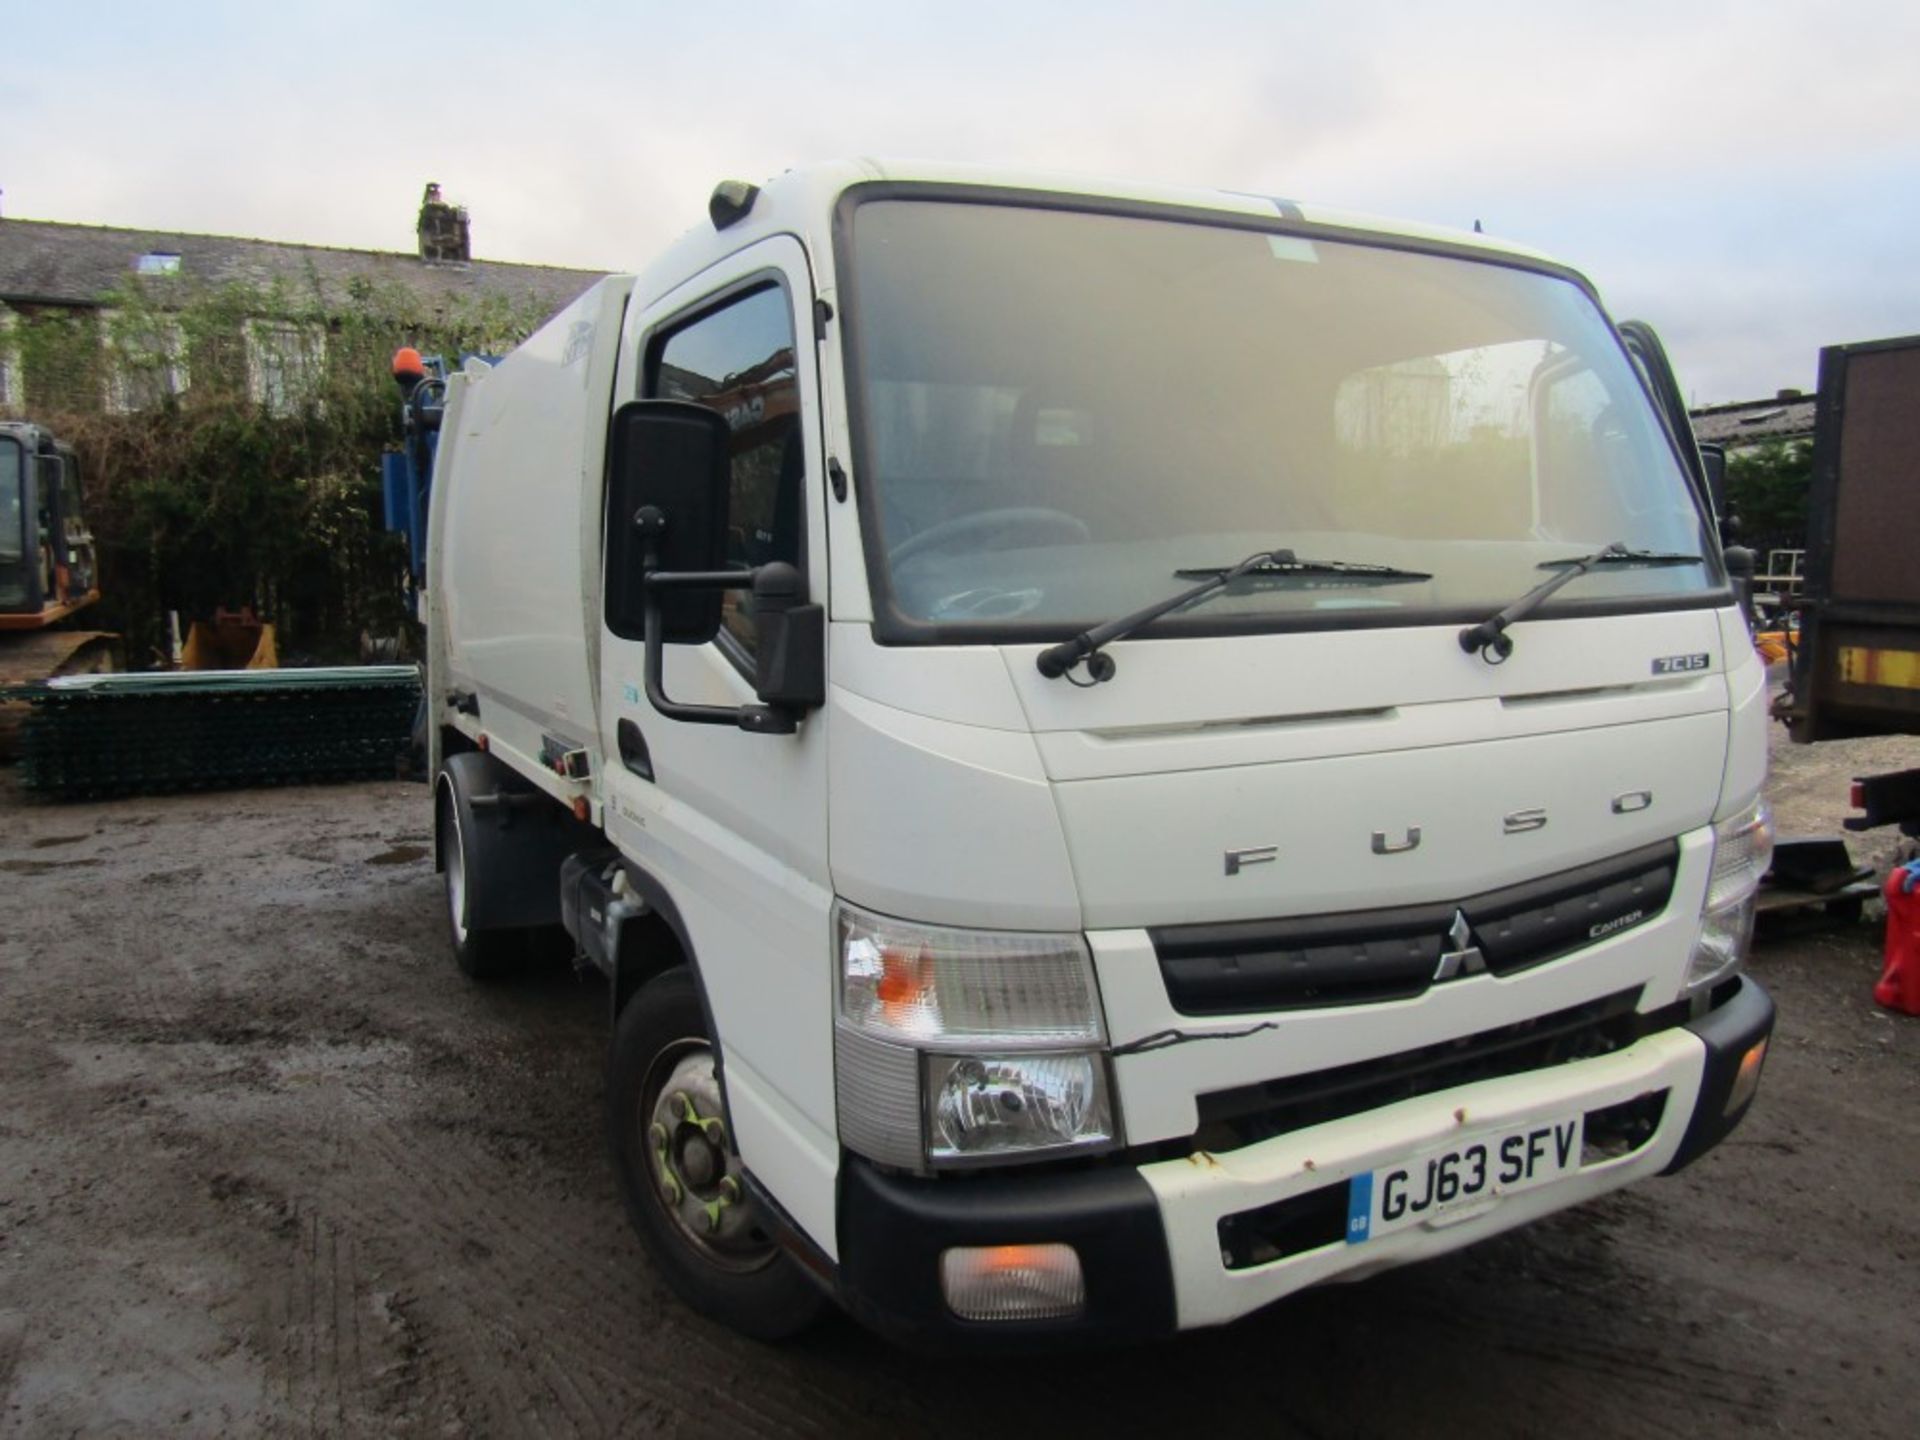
{"left": 1346, "top": 1114, "right": 1583, "bottom": 1244}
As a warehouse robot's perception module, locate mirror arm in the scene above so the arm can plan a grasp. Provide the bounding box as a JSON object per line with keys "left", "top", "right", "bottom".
{"left": 639, "top": 568, "right": 800, "bottom": 736}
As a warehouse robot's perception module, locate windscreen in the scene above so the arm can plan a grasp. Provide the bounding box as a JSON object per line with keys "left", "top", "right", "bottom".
{"left": 845, "top": 199, "right": 1719, "bottom": 638}
{"left": 0, "top": 440, "right": 27, "bottom": 611}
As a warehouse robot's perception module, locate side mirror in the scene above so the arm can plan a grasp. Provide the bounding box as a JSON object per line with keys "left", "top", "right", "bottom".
{"left": 1698, "top": 442, "right": 1728, "bottom": 518}
{"left": 1723, "top": 544, "right": 1758, "bottom": 631}
{"left": 1696, "top": 441, "right": 1741, "bottom": 546}
{"left": 605, "top": 402, "right": 823, "bottom": 736}
{"left": 606, "top": 400, "right": 731, "bottom": 644}
{"left": 1704, "top": 449, "right": 1735, "bottom": 522}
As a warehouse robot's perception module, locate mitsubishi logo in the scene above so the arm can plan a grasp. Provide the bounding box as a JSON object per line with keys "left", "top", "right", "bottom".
{"left": 1432, "top": 910, "right": 1487, "bottom": 982}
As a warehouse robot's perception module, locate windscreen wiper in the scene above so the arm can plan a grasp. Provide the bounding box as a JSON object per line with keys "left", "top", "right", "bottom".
{"left": 1457, "top": 542, "right": 1703, "bottom": 662}
{"left": 1037, "top": 549, "right": 1432, "bottom": 684}
{"left": 1173, "top": 556, "right": 1433, "bottom": 582}
{"left": 1535, "top": 548, "right": 1703, "bottom": 570}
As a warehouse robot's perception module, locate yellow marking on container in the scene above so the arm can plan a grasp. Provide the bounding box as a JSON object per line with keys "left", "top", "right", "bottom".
{"left": 1838, "top": 646, "right": 1920, "bottom": 690}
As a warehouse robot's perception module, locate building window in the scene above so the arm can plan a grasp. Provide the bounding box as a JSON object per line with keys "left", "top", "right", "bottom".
{"left": 247, "top": 321, "right": 326, "bottom": 415}
{"left": 104, "top": 311, "right": 189, "bottom": 413}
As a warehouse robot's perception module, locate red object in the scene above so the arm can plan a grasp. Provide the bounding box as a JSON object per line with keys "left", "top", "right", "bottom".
{"left": 1876, "top": 870, "right": 1920, "bottom": 1014}
{"left": 392, "top": 346, "right": 426, "bottom": 382}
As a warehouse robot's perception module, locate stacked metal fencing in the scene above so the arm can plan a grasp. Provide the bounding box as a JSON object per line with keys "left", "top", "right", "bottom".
{"left": 9, "top": 667, "right": 421, "bottom": 799}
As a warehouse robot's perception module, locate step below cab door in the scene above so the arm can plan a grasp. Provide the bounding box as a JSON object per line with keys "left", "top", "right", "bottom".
{"left": 597, "top": 236, "right": 840, "bottom": 1256}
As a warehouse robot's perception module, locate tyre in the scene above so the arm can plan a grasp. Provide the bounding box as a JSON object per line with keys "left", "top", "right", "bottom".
{"left": 437, "top": 783, "right": 522, "bottom": 980}
{"left": 607, "top": 967, "right": 827, "bottom": 1339}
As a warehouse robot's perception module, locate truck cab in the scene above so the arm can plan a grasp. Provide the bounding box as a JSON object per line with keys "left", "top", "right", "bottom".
{"left": 424, "top": 161, "right": 1774, "bottom": 1345}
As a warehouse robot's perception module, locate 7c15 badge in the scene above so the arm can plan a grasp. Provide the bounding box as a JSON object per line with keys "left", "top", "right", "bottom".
{"left": 1653, "top": 653, "right": 1711, "bottom": 675}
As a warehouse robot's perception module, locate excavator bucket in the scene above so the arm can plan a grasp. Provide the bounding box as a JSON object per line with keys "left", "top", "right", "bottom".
{"left": 180, "top": 608, "right": 279, "bottom": 670}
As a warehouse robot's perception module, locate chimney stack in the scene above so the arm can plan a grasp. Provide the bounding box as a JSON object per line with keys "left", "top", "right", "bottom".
{"left": 416, "top": 181, "right": 471, "bottom": 264}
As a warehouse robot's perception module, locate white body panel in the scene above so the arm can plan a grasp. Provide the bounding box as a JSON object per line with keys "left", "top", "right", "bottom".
{"left": 1053, "top": 708, "right": 1724, "bottom": 927}
{"left": 438, "top": 277, "right": 634, "bottom": 782}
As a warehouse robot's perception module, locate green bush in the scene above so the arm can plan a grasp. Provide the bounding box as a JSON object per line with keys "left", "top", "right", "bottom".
{"left": 2, "top": 273, "right": 550, "bottom": 665}
{"left": 1725, "top": 439, "right": 1813, "bottom": 558}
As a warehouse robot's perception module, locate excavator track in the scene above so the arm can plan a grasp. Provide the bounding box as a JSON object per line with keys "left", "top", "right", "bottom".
{"left": 0, "top": 630, "right": 120, "bottom": 760}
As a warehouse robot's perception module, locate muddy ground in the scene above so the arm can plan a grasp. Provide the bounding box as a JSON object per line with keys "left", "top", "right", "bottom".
{"left": 1, "top": 724, "right": 1916, "bottom": 1438}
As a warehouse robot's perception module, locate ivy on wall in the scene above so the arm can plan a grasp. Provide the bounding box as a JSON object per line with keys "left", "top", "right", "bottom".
{"left": 1725, "top": 439, "right": 1814, "bottom": 560}
{"left": 0, "top": 271, "right": 550, "bottom": 666}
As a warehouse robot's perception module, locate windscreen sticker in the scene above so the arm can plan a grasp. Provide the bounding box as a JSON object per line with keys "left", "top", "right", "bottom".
{"left": 1267, "top": 235, "right": 1320, "bottom": 264}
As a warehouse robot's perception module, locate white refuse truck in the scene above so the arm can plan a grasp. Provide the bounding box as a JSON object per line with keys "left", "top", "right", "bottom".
{"left": 424, "top": 160, "right": 1774, "bottom": 1345}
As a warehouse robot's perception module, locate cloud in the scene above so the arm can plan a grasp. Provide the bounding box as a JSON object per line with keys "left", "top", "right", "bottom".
{"left": 2, "top": 0, "right": 1915, "bottom": 398}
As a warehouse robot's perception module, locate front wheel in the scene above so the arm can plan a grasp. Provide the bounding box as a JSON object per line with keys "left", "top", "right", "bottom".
{"left": 607, "top": 968, "right": 827, "bottom": 1339}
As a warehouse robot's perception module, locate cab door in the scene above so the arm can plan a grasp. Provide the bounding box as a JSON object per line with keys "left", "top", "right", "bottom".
{"left": 596, "top": 237, "right": 840, "bottom": 1254}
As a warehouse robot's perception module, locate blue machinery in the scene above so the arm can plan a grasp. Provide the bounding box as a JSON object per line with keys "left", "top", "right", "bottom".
{"left": 380, "top": 350, "right": 450, "bottom": 602}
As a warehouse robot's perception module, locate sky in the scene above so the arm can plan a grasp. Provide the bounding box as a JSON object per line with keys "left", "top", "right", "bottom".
{"left": 3, "top": 0, "right": 1915, "bottom": 404}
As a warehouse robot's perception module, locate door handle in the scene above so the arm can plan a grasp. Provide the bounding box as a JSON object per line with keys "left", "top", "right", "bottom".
{"left": 617, "top": 719, "right": 654, "bottom": 781}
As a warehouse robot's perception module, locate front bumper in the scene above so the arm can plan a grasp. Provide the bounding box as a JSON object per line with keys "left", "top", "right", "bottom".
{"left": 833, "top": 977, "right": 1773, "bottom": 1345}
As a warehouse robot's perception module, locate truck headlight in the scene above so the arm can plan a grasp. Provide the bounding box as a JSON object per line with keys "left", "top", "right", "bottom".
{"left": 833, "top": 902, "right": 1117, "bottom": 1171}
{"left": 926, "top": 1053, "right": 1114, "bottom": 1163}
{"left": 1687, "top": 800, "right": 1773, "bottom": 992}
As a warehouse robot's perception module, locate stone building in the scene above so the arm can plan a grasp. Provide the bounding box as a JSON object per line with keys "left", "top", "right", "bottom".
{"left": 1688, "top": 390, "right": 1817, "bottom": 454}
{"left": 0, "top": 184, "right": 602, "bottom": 415}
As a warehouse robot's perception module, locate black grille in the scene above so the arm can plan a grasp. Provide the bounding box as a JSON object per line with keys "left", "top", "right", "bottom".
{"left": 1470, "top": 842, "right": 1679, "bottom": 977}
{"left": 1150, "top": 839, "right": 1680, "bottom": 1015}
{"left": 1194, "top": 987, "right": 1689, "bottom": 1153}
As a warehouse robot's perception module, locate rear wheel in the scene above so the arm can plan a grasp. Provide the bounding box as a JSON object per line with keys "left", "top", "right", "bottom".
{"left": 607, "top": 968, "right": 827, "bottom": 1339}
{"left": 438, "top": 784, "right": 521, "bottom": 980}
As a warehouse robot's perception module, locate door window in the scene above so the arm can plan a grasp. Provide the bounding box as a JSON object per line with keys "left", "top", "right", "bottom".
{"left": 646, "top": 284, "right": 802, "bottom": 657}
{"left": 0, "top": 440, "right": 26, "bottom": 609}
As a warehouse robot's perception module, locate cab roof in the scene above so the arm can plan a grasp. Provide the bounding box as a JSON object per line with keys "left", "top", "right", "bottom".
{"left": 629, "top": 158, "right": 1564, "bottom": 308}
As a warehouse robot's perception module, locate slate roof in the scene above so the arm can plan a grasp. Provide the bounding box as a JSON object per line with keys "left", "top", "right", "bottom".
{"left": 0, "top": 217, "right": 603, "bottom": 320}
{"left": 1688, "top": 394, "right": 1817, "bottom": 449}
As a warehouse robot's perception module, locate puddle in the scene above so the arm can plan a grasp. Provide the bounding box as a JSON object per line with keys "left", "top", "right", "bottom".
{"left": 368, "top": 845, "right": 428, "bottom": 866}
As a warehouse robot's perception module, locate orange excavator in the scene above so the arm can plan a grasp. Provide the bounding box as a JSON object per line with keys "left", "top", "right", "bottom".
{"left": 0, "top": 421, "right": 118, "bottom": 753}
